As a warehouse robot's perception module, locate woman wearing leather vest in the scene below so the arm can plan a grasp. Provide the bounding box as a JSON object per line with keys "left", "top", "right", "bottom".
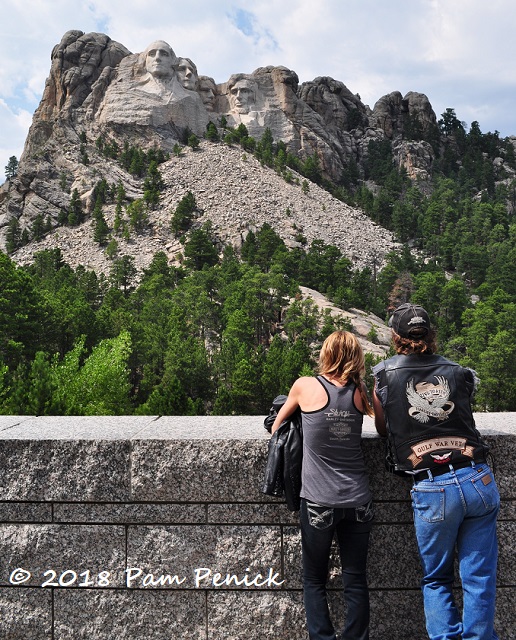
{"left": 373, "top": 303, "right": 500, "bottom": 640}
{"left": 271, "top": 331, "right": 374, "bottom": 640}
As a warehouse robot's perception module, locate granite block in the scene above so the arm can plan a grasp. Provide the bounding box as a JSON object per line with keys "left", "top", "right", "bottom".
{"left": 372, "top": 500, "right": 413, "bottom": 524}
{"left": 126, "top": 524, "right": 283, "bottom": 589}
{"left": 0, "top": 524, "right": 126, "bottom": 587}
{"left": 281, "top": 526, "right": 303, "bottom": 589}
{"left": 0, "top": 502, "right": 52, "bottom": 523}
{"left": 368, "top": 524, "right": 421, "bottom": 589}
{"left": 473, "top": 413, "right": 516, "bottom": 433}
{"left": 208, "top": 591, "right": 306, "bottom": 639}
{"left": 131, "top": 439, "right": 268, "bottom": 502}
{"left": 207, "top": 502, "right": 299, "bottom": 525}
{"left": 0, "top": 588, "right": 52, "bottom": 639}
{"left": 497, "top": 521, "right": 516, "bottom": 585}
{"left": 53, "top": 502, "right": 206, "bottom": 524}
{"left": 494, "top": 586, "right": 516, "bottom": 638}
{"left": 54, "top": 589, "right": 206, "bottom": 639}
{"left": 0, "top": 416, "right": 35, "bottom": 432}
{"left": 0, "top": 440, "right": 130, "bottom": 501}
{"left": 0, "top": 416, "right": 513, "bottom": 640}
{"left": 369, "top": 589, "right": 427, "bottom": 639}
{"left": 364, "top": 439, "right": 415, "bottom": 501}
{"left": 498, "top": 499, "right": 516, "bottom": 521}
{"left": 136, "top": 414, "right": 269, "bottom": 439}
{"left": 483, "top": 434, "right": 516, "bottom": 499}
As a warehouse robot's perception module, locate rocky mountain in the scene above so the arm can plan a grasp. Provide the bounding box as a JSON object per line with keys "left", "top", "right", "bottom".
{"left": 0, "top": 28, "right": 445, "bottom": 271}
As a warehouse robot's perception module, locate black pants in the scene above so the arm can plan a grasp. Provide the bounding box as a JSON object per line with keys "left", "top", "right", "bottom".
{"left": 300, "top": 498, "right": 373, "bottom": 640}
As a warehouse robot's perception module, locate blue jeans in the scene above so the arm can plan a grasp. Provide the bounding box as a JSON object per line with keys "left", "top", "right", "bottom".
{"left": 300, "top": 497, "right": 373, "bottom": 640}
{"left": 411, "top": 463, "right": 500, "bottom": 640}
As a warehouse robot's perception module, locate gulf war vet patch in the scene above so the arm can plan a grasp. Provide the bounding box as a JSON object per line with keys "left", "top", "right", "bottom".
{"left": 408, "top": 437, "right": 476, "bottom": 468}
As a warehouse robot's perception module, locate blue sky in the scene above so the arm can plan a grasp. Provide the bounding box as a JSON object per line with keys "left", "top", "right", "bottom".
{"left": 2, "top": 0, "right": 516, "bottom": 181}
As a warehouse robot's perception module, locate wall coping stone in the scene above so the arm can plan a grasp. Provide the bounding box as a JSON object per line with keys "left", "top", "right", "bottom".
{"left": 1, "top": 413, "right": 515, "bottom": 440}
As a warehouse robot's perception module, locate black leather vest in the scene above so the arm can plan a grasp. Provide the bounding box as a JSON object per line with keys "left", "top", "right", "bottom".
{"left": 377, "top": 354, "right": 486, "bottom": 472}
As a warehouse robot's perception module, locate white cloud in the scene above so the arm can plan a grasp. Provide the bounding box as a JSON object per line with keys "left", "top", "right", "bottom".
{"left": 0, "top": 99, "right": 32, "bottom": 183}
{"left": 1, "top": 0, "right": 516, "bottom": 180}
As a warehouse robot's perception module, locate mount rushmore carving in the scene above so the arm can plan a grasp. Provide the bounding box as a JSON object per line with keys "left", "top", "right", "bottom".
{"left": 0, "top": 29, "right": 441, "bottom": 263}
{"left": 21, "top": 29, "right": 438, "bottom": 182}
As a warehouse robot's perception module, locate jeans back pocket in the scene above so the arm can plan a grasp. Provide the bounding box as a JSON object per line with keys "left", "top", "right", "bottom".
{"left": 411, "top": 486, "right": 445, "bottom": 523}
{"left": 355, "top": 499, "right": 375, "bottom": 523}
{"left": 471, "top": 470, "right": 500, "bottom": 512}
{"left": 306, "top": 502, "right": 334, "bottom": 530}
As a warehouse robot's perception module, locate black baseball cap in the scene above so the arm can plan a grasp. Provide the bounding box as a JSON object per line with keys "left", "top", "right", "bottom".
{"left": 389, "top": 303, "right": 431, "bottom": 338}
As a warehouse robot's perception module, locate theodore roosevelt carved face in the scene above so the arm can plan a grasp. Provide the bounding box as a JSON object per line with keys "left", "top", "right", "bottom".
{"left": 198, "top": 76, "right": 217, "bottom": 111}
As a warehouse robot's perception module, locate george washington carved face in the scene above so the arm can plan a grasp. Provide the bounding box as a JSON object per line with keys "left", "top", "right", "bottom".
{"left": 144, "top": 41, "right": 177, "bottom": 79}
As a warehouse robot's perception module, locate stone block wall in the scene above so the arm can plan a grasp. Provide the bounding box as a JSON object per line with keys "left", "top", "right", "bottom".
{"left": 0, "top": 414, "right": 515, "bottom": 639}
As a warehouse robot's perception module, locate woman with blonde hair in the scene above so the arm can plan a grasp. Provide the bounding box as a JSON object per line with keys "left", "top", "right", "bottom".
{"left": 271, "top": 331, "right": 374, "bottom": 640}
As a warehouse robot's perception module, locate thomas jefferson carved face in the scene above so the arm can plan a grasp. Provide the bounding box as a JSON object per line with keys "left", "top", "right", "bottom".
{"left": 144, "top": 41, "right": 177, "bottom": 79}
{"left": 177, "top": 58, "right": 198, "bottom": 90}
{"left": 229, "top": 79, "right": 255, "bottom": 114}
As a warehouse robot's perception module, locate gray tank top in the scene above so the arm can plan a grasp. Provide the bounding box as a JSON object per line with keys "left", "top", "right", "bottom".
{"left": 300, "top": 375, "right": 372, "bottom": 508}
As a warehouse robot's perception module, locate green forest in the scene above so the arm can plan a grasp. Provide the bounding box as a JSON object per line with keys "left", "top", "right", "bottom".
{"left": 1, "top": 108, "right": 516, "bottom": 414}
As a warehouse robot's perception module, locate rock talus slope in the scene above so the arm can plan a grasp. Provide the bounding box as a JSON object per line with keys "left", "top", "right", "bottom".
{"left": 11, "top": 141, "right": 399, "bottom": 277}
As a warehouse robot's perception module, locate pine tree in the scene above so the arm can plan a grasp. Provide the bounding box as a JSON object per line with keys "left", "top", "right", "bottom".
{"left": 127, "top": 199, "right": 148, "bottom": 231}
{"left": 171, "top": 191, "right": 197, "bottom": 237}
{"left": 110, "top": 255, "right": 137, "bottom": 296}
{"left": 4, "top": 156, "right": 19, "bottom": 180}
{"left": 93, "top": 215, "right": 110, "bottom": 245}
{"left": 26, "top": 352, "right": 54, "bottom": 415}
{"left": 68, "top": 189, "right": 84, "bottom": 226}
{"left": 5, "top": 218, "right": 21, "bottom": 253}
{"left": 188, "top": 134, "right": 200, "bottom": 150}
{"left": 205, "top": 122, "right": 220, "bottom": 142}
{"left": 183, "top": 224, "right": 219, "bottom": 270}
{"left": 91, "top": 194, "right": 110, "bottom": 245}
{"left": 143, "top": 161, "right": 164, "bottom": 207}
{"left": 31, "top": 214, "right": 45, "bottom": 241}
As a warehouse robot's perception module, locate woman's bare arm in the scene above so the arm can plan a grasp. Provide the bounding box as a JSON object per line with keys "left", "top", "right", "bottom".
{"left": 373, "top": 388, "right": 387, "bottom": 436}
{"left": 270, "top": 379, "right": 304, "bottom": 434}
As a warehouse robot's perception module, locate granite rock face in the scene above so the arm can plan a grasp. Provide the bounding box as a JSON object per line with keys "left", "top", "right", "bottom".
{"left": 0, "top": 29, "right": 439, "bottom": 267}
{"left": 22, "top": 31, "right": 130, "bottom": 161}
{"left": 94, "top": 45, "right": 210, "bottom": 136}
{"left": 370, "top": 90, "right": 438, "bottom": 140}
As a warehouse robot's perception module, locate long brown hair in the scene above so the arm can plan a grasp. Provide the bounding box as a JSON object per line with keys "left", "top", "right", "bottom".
{"left": 392, "top": 329, "right": 437, "bottom": 355}
{"left": 318, "top": 331, "right": 373, "bottom": 416}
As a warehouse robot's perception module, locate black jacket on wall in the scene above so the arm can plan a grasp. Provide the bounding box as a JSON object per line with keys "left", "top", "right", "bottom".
{"left": 262, "top": 395, "right": 303, "bottom": 512}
